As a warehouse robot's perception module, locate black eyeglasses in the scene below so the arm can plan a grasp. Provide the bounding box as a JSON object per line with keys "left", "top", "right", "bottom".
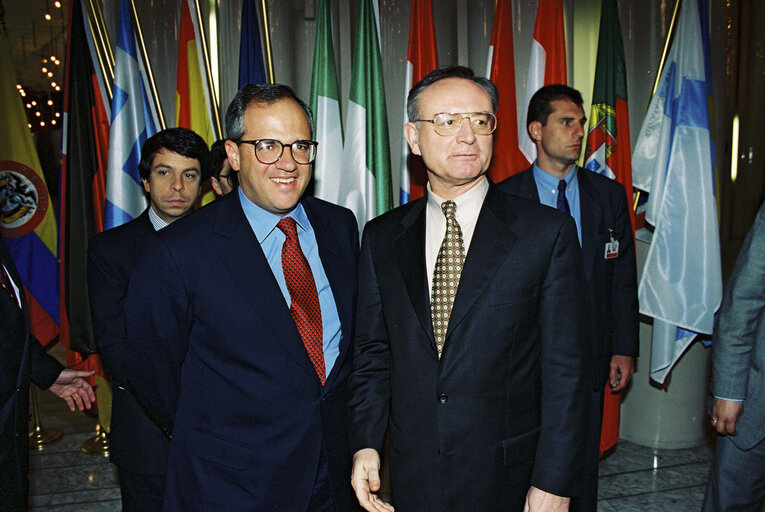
{"left": 237, "top": 139, "right": 319, "bottom": 165}
{"left": 218, "top": 172, "right": 237, "bottom": 185}
{"left": 413, "top": 112, "right": 497, "bottom": 136}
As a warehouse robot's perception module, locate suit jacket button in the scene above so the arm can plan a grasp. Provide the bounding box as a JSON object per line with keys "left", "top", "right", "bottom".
{"left": 438, "top": 393, "right": 448, "bottom": 404}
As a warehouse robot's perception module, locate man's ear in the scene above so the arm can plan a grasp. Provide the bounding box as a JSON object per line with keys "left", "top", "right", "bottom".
{"left": 404, "top": 122, "right": 421, "bottom": 156}
{"left": 141, "top": 177, "right": 150, "bottom": 194}
{"left": 211, "top": 177, "right": 223, "bottom": 196}
{"left": 528, "top": 121, "right": 543, "bottom": 142}
{"left": 224, "top": 140, "right": 240, "bottom": 171}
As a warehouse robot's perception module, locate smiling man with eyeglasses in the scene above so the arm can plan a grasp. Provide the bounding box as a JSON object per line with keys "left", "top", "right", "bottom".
{"left": 122, "top": 84, "right": 359, "bottom": 511}
{"left": 348, "top": 66, "right": 590, "bottom": 512}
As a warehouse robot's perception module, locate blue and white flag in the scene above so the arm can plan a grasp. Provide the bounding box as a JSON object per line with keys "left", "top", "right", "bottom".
{"left": 104, "top": 0, "right": 159, "bottom": 230}
{"left": 631, "top": 0, "right": 721, "bottom": 384}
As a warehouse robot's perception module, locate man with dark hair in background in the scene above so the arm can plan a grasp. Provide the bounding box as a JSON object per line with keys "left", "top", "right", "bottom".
{"left": 124, "top": 84, "right": 359, "bottom": 511}
{"left": 499, "top": 84, "right": 639, "bottom": 512}
{"left": 207, "top": 139, "right": 237, "bottom": 196}
{"left": 348, "top": 66, "right": 589, "bottom": 512}
{"left": 87, "top": 127, "right": 208, "bottom": 511}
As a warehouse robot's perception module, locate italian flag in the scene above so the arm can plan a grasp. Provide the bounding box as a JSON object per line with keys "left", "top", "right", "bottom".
{"left": 310, "top": 0, "right": 344, "bottom": 205}
{"left": 344, "top": 0, "right": 392, "bottom": 231}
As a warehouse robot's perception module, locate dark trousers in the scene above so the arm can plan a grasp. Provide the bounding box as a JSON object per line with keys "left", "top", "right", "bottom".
{"left": 571, "top": 387, "right": 604, "bottom": 512}
{"left": 308, "top": 445, "right": 336, "bottom": 512}
{"left": 703, "top": 434, "right": 765, "bottom": 512}
{"left": 117, "top": 466, "right": 165, "bottom": 512}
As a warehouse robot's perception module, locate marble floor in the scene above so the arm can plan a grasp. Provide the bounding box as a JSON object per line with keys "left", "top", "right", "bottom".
{"left": 30, "top": 350, "right": 758, "bottom": 512}
{"left": 28, "top": 383, "right": 718, "bottom": 512}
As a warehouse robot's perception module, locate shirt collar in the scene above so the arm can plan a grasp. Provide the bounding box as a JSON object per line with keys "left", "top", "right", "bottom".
{"left": 148, "top": 205, "right": 169, "bottom": 231}
{"left": 238, "top": 187, "right": 309, "bottom": 243}
{"left": 532, "top": 161, "right": 578, "bottom": 190}
{"left": 426, "top": 175, "right": 489, "bottom": 215}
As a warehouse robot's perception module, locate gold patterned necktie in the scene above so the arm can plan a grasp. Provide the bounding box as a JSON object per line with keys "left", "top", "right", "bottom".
{"left": 431, "top": 200, "right": 465, "bottom": 358}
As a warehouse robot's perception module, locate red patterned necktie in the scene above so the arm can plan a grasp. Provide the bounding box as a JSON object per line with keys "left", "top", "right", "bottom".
{"left": 1, "top": 264, "right": 18, "bottom": 305}
{"left": 277, "top": 217, "right": 326, "bottom": 384}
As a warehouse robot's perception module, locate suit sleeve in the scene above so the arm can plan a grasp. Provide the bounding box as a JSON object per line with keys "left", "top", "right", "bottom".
{"left": 347, "top": 225, "right": 391, "bottom": 454}
{"left": 123, "top": 235, "right": 191, "bottom": 435}
{"left": 29, "top": 336, "right": 64, "bottom": 390}
{"left": 711, "top": 203, "right": 765, "bottom": 400}
{"left": 532, "top": 215, "right": 590, "bottom": 496}
{"left": 609, "top": 184, "right": 639, "bottom": 357}
{"left": 87, "top": 236, "right": 130, "bottom": 382}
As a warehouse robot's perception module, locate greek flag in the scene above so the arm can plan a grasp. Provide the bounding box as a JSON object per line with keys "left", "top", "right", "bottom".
{"left": 104, "top": 0, "right": 159, "bottom": 229}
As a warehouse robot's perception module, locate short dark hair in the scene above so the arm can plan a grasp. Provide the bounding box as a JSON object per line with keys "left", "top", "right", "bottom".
{"left": 225, "top": 83, "right": 314, "bottom": 141}
{"left": 206, "top": 139, "right": 238, "bottom": 189}
{"left": 138, "top": 127, "right": 209, "bottom": 181}
{"left": 407, "top": 65, "right": 499, "bottom": 121}
{"left": 526, "top": 84, "right": 584, "bottom": 130}
{"left": 207, "top": 140, "right": 228, "bottom": 179}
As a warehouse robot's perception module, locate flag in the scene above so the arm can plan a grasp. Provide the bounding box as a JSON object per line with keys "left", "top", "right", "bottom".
{"left": 239, "top": 0, "right": 267, "bottom": 88}
{"left": 518, "top": 0, "right": 567, "bottom": 164}
{"left": 176, "top": 0, "right": 215, "bottom": 146}
{"left": 344, "top": 0, "right": 392, "bottom": 230}
{"left": 60, "top": 0, "right": 113, "bottom": 428}
{"left": 104, "top": 0, "right": 159, "bottom": 230}
{"left": 582, "top": 0, "right": 634, "bottom": 453}
{"left": 310, "top": 0, "right": 344, "bottom": 205}
{"left": 631, "top": 0, "right": 721, "bottom": 385}
{"left": 0, "top": 35, "right": 58, "bottom": 346}
{"left": 399, "top": 0, "right": 438, "bottom": 204}
{"left": 486, "top": 0, "right": 527, "bottom": 182}
{"left": 60, "top": 0, "right": 110, "bottom": 355}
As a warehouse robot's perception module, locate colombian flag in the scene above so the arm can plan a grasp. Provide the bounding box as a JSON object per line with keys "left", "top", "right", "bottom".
{"left": 0, "top": 35, "right": 58, "bottom": 345}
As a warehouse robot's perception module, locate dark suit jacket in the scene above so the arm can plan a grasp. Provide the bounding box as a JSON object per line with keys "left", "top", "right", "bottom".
{"left": 499, "top": 167, "right": 639, "bottom": 389}
{"left": 0, "top": 238, "right": 62, "bottom": 511}
{"left": 87, "top": 209, "right": 169, "bottom": 474}
{"left": 347, "top": 184, "right": 590, "bottom": 511}
{"left": 123, "top": 192, "right": 359, "bottom": 511}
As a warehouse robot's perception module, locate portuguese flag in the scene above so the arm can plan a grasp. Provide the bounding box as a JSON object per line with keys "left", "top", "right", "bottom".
{"left": 583, "top": 0, "right": 635, "bottom": 453}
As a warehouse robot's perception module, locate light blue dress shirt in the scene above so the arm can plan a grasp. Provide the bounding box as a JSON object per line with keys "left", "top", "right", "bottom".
{"left": 532, "top": 161, "right": 582, "bottom": 246}
{"left": 238, "top": 188, "right": 342, "bottom": 375}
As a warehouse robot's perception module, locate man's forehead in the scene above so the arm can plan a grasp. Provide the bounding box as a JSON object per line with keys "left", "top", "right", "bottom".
{"left": 242, "top": 98, "right": 311, "bottom": 135}
{"left": 549, "top": 99, "right": 585, "bottom": 117}
{"left": 151, "top": 149, "right": 200, "bottom": 169}
{"left": 419, "top": 78, "right": 492, "bottom": 112}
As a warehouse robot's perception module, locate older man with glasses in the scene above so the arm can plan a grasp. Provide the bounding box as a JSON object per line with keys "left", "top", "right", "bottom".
{"left": 123, "top": 83, "right": 359, "bottom": 511}
{"left": 347, "top": 66, "right": 590, "bottom": 512}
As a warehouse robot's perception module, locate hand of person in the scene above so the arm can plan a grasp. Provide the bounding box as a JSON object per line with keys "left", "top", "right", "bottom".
{"left": 351, "top": 448, "right": 394, "bottom": 512}
{"left": 710, "top": 398, "right": 743, "bottom": 435}
{"left": 609, "top": 355, "right": 635, "bottom": 392}
{"left": 48, "top": 369, "right": 96, "bottom": 412}
{"left": 523, "top": 486, "right": 570, "bottom": 511}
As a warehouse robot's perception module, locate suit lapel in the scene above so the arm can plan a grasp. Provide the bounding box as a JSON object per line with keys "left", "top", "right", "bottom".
{"left": 577, "top": 168, "right": 602, "bottom": 283}
{"left": 447, "top": 186, "right": 517, "bottom": 339}
{"left": 392, "top": 199, "right": 435, "bottom": 348}
{"left": 218, "top": 195, "right": 319, "bottom": 382}
{"left": 517, "top": 167, "right": 541, "bottom": 202}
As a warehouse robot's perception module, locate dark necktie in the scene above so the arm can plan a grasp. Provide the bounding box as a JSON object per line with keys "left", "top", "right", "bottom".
{"left": 1, "top": 263, "right": 19, "bottom": 306}
{"left": 277, "top": 217, "right": 326, "bottom": 384}
{"left": 557, "top": 179, "right": 570, "bottom": 215}
{"left": 431, "top": 200, "right": 465, "bottom": 359}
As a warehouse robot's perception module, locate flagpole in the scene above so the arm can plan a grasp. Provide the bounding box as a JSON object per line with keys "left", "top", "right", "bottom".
{"left": 83, "top": 0, "right": 114, "bottom": 101}
{"left": 129, "top": 0, "right": 166, "bottom": 130}
{"left": 635, "top": 0, "right": 682, "bottom": 211}
{"left": 259, "top": 0, "right": 275, "bottom": 83}
{"left": 190, "top": 0, "right": 223, "bottom": 138}
{"left": 651, "top": 0, "right": 683, "bottom": 96}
